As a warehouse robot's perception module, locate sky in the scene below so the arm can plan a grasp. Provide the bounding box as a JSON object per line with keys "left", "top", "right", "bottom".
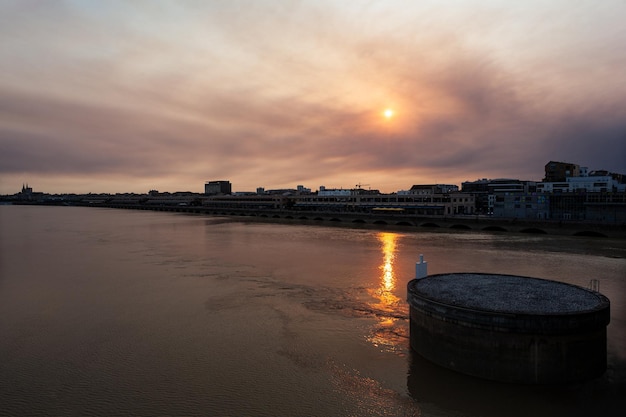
{"left": 1, "top": 0, "right": 625, "bottom": 194}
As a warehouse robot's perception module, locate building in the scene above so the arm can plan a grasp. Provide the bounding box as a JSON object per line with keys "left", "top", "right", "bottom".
{"left": 204, "top": 180, "right": 232, "bottom": 195}
{"left": 535, "top": 163, "right": 626, "bottom": 220}
{"left": 544, "top": 161, "right": 580, "bottom": 182}
{"left": 461, "top": 179, "right": 491, "bottom": 214}
{"left": 537, "top": 172, "right": 626, "bottom": 193}
{"left": 583, "top": 192, "right": 626, "bottom": 223}
{"left": 449, "top": 192, "right": 476, "bottom": 215}
{"left": 492, "top": 193, "right": 550, "bottom": 219}
{"left": 17, "top": 183, "right": 44, "bottom": 201}
{"left": 317, "top": 188, "right": 352, "bottom": 197}
{"left": 401, "top": 184, "right": 459, "bottom": 195}
{"left": 462, "top": 179, "right": 537, "bottom": 214}
{"left": 203, "top": 194, "right": 284, "bottom": 210}
{"left": 296, "top": 185, "right": 312, "bottom": 194}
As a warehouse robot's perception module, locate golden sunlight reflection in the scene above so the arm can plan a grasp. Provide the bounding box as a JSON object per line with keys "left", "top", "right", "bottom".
{"left": 380, "top": 232, "right": 396, "bottom": 297}
{"left": 366, "top": 232, "right": 406, "bottom": 353}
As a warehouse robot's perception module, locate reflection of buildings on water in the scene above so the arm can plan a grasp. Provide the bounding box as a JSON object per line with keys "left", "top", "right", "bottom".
{"left": 366, "top": 232, "right": 407, "bottom": 352}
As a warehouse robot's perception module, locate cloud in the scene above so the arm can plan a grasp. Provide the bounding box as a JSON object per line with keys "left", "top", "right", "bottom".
{"left": 1, "top": 1, "right": 625, "bottom": 193}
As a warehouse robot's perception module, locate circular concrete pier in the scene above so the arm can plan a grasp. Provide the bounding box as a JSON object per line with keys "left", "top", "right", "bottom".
{"left": 407, "top": 273, "right": 610, "bottom": 384}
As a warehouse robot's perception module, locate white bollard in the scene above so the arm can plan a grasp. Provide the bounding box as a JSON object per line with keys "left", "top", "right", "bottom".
{"left": 415, "top": 254, "right": 428, "bottom": 279}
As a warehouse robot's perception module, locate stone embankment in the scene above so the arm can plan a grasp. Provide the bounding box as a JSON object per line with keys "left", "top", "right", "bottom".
{"left": 9, "top": 200, "right": 626, "bottom": 238}
{"left": 87, "top": 202, "right": 626, "bottom": 239}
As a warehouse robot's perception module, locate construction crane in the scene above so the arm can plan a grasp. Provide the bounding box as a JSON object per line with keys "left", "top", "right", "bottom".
{"left": 355, "top": 183, "right": 370, "bottom": 189}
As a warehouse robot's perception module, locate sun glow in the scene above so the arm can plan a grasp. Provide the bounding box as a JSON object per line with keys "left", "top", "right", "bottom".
{"left": 383, "top": 108, "right": 394, "bottom": 119}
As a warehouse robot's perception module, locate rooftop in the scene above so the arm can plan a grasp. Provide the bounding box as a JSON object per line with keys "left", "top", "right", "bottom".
{"left": 411, "top": 273, "right": 606, "bottom": 314}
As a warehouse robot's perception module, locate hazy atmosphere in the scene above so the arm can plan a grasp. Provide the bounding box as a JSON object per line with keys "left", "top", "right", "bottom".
{"left": 1, "top": 0, "right": 625, "bottom": 194}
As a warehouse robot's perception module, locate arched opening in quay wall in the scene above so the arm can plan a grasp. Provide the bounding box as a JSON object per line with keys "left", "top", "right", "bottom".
{"left": 519, "top": 227, "right": 548, "bottom": 234}
{"left": 450, "top": 224, "right": 472, "bottom": 230}
{"left": 482, "top": 225, "right": 508, "bottom": 232}
{"left": 574, "top": 230, "right": 608, "bottom": 238}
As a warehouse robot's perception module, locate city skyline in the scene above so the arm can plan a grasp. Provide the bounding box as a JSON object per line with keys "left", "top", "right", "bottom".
{"left": 1, "top": 1, "right": 625, "bottom": 195}
{"left": 9, "top": 157, "right": 623, "bottom": 197}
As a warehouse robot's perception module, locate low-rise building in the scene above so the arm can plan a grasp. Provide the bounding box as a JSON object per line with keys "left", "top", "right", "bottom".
{"left": 492, "top": 193, "right": 550, "bottom": 220}
{"left": 462, "top": 179, "right": 536, "bottom": 214}
{"left": 205, "top": 180, "right": 232, "bottom": 195}
{"left": 537, "top": 173, "right": 626, "bottom": 193}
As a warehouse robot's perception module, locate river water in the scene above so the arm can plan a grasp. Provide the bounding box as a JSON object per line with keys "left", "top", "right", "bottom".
{"left": 0, "top": 205, "right": 624, "bottom": 416}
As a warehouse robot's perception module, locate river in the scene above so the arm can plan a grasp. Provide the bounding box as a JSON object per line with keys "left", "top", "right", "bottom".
{"left": 0, "top": 205, "right": 624, "bottom": 416}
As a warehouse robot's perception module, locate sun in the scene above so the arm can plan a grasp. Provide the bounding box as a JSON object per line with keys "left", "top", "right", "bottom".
{"left": 383, "top": 108, "right": 394, "bottom": 119}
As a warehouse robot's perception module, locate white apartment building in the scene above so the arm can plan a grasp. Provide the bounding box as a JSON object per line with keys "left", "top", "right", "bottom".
{"left": 537, "top": 175, "right": 626, "bottom": 193}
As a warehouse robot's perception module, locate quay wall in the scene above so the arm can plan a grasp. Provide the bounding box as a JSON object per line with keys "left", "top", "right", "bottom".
{"left": 7, "top": 201, "right": 626, "bottom": 238}
{"left": 87, "top": 203, "right": 626, "bottom": 239}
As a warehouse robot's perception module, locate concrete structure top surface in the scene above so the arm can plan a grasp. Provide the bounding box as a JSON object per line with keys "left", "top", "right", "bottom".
{"left": 411, "top": 273, "right": 607, "bottom": 314}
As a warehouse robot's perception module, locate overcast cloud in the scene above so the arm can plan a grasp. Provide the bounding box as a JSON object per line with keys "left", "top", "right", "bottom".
{"left": 1, "top": 0, "right": 625, "bottom": 194}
